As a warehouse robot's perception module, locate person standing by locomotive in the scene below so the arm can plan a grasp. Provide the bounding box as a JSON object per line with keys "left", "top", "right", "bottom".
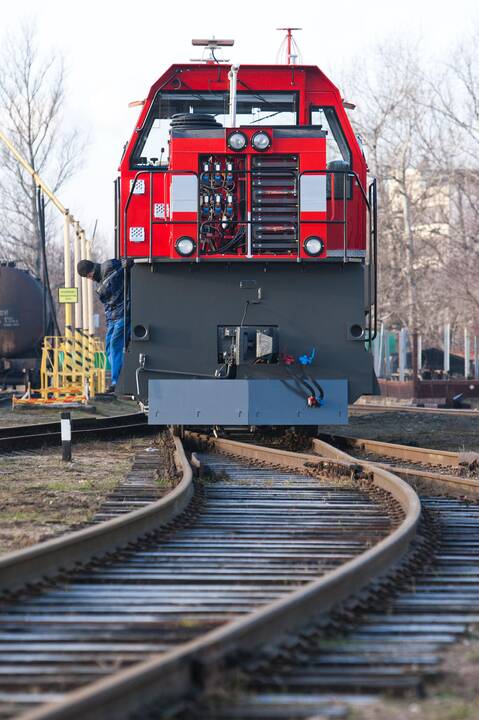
{"left": 76, "top": 259, "right": 131, "bottom": 393}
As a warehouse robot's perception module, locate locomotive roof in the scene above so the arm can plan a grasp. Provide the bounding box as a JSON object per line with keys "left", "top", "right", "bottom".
{"left": 146, "top": 63, "right": 339, "bottom": 98}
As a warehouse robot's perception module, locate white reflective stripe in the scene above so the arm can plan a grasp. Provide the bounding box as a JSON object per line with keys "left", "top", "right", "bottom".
{"left": 327, "top": 249, "right": 366, "bottom": 258}
{"left": 61, "top": 419, "right": 71, "bottom": 442}
{"left": 300, "top": 175, "right": 326, "bottom": 212}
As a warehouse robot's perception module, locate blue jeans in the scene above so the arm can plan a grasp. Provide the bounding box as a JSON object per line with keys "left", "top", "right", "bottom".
{"left": 105, "top": 317, "right": 130, "bottom": 386}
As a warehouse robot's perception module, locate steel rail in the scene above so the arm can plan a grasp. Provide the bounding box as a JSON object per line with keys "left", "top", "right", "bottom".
{"left": 350, "top": 403, "right": 479, "bottom": 417}
{"left": 20, "top": 435, "right": 420, "bottom": 720}
{"left": 316, "top": 435, "right": 459, "bottom": 467}
{"left": 0, "top": 412, "right": 153, "bottom": 452}
{"left": 0, "top": 412, "right": 146, "bottom": 438}
{"left": 314, "top": 436, "right": 479, "bottom": 495}
{"left": 0, "top": 437, "right": 193, "bottom": 594}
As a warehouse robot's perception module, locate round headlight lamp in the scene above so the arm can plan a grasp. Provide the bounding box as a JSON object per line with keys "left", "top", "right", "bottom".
{"left": 304, "top": 236, "right": 324, "bottom": 257}
{"left": 175, "top": 236, "right": 196, "bottom": 257}
{"left": 251, "top": 131, "right": 271, "bottom": 152}
{"left": 227, "top": 131, "right": 247, "bottom": 151}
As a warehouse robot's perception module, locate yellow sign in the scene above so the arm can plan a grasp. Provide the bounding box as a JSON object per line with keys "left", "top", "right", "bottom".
{"left": 58, "top": 287, "right": 79, "bottom": 304}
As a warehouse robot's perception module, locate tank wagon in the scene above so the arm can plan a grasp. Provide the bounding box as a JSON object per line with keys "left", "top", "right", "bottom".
{"left": 0, "top": 263, "right": 47, "bottom": 387}
{"left": 116, "top": 42, "right": 378, "bottom": 426}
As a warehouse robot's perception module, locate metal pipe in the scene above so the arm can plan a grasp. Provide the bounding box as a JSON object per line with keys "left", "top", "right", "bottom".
{"left": 0, "top": 129, "right": 66, "bottom": 215}
{"left": 85, "top": 239, "right": 94, "bottom": 336}
{"left": 63, "top": 215, "right": 72, "bottom": 338}
{"left": 228, "top": 65, "right": 239, "bottom": 128}
{"left": 399, "top": 328, "right": 407, "bottom": 382}
{"left": 444, "top": 323, "right": 450, "bottom": 374}
{"left": 475, "top": 337, "right": 478, "bottom": 380}
{"left": 73, "top": 224, "right": 82, "bottom": 330}
{"left": 80, "top": 230, "right": 88, "bottom": 331}
{"left": 0, "top": 128, "right": 94, "bottom": 343}
{"left": 464, "top": 328, "right": 470, "bottom": 379}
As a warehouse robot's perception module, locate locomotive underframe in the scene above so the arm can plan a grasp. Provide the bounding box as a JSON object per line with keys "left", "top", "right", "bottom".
{"left": 118, "top": 261, "right": 377, "bottom": 425}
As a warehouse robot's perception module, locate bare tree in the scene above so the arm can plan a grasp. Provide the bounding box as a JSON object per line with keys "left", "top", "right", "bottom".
{"left": 0, "top": 22, "right": 84, "bottom": 278}
{"left": 343, "top": 39, "right": 470, "bottom": 348}
{"left": 425, "top": 30, "right": 479, "bottom": 339}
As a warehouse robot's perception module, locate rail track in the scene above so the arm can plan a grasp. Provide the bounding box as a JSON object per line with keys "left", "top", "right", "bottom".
{"left": 176, "top": 493, "right": 479, "bottom": 720}
{"left": 0, "top": 413, "right": 154, "bottom": 453}
{"left": 351, "top": 402, "right": 479, "bottom": 417}
{"left": 0, "top": 431, "right": 419, "bottom": 720}
{"left": 157, "top": 434, "right": 479, "bottom": 719}
{"left": 315, "top": 434, "right": 479, "bottom": 495}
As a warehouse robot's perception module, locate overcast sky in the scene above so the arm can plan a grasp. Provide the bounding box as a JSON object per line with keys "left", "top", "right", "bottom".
{"left": 1, "top": 0, "right": 478, "bottom": 255}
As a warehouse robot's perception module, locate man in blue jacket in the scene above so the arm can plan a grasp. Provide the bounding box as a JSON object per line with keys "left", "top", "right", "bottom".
{"left": 77, "top": 259, "right": 131, "bottom": 393}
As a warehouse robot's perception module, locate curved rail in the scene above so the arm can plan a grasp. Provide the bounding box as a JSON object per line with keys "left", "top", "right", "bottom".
{"left": 0, "top": 436, "right": 193, "bottom": 594}
{"left": 314, "top": 435, "right": 479, "bottom": 495}
{"left": 320, "top": 435, "right": 459, "bottom": 466}
{"left": 21, "top": 435, "right": 420, "bottom": 720}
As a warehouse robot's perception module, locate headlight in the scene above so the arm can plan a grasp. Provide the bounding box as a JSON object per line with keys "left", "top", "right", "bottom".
{"left": 227, "top": 131, "right": 247, "bottom": 151}
{"left": 251, "top": 131, "right": 271, "bottom": 152}
{"left": 304, "top": 236, "right": 324, "bottom": 257}
{"left": 175, "top": 236, "right": 196, "bottom": 257}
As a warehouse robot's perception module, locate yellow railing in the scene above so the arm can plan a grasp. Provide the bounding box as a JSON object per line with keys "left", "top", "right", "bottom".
{"left": 13, "top": 333, "right": 107, "bottom": 407}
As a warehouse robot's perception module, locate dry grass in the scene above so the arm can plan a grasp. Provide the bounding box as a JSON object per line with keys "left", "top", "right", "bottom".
{"left": 0, "top": 437, "right": 142, "bottom": 553}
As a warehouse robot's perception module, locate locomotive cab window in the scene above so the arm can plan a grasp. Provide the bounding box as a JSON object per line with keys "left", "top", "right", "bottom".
{"left": 131, "top": 91, "right": 298, "bottom": 169}
{"left": 310, "top": 107, "right": 351, "bottom": 165}
{"left": 311, "top": 106, "right": 352, "bottom": 198}
{"left": 236, "top": 92, "right": 297, "bottom": 126}
{"left": 131, "top": 92, "right": 227, "bottom": 169}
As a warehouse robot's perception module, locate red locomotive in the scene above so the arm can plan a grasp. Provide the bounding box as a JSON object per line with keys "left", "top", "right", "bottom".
{"left": 116, "top": 38, "right": 378, "bottom": 426}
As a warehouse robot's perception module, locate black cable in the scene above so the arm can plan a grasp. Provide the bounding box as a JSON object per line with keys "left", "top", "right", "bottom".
{"left": 307, "top": 374, "right": 325, "bottom": 401}
{"left": 280, "top": 376, "right": 308, "bottom": 401}
{"left": 201, "top": 225, "right": 245, "bottom": 255}
{"left": 284, "top": 364, "right": 324, "bottom": 404}
{"left": 240, "top": 300, "right": 250, "bottom": 327}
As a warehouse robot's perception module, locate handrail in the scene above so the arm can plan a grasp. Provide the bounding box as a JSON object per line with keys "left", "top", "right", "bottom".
{"left": 123, "top": 168, "right": 370, "bottom": 257}
{"left": 367, "top": 178, "right": 378, "bottom": 342}
{"left": 122, "top": 166, "right": 378, "bottom": 342}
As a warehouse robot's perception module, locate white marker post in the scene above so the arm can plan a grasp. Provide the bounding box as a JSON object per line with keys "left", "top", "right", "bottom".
{"left": 61, "top": 411, "right": 72, "bottom": 462}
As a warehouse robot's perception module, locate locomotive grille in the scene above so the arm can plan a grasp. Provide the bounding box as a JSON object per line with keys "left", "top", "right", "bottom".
{"left": 251, "top": 155, "right": 299, "bottom": 255}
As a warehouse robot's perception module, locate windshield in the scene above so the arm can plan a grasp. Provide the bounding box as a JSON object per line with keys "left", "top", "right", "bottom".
{"left": 310, "top": 106, "right": 351, "bottom": 166}
{"left": 236, "top": 92, "right": 297, "bottom": 126}
{"left": 131, "top": 91, "right": 298, "bottom": 168}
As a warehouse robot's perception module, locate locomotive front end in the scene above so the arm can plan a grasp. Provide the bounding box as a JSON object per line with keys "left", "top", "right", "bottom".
{"left": 116, "top": 55, "right": 378, "bottom": 426}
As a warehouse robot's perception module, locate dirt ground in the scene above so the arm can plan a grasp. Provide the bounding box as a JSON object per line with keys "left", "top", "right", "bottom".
{"left": 321, "top": 410, "right": 479, "bottom": 453}
{"left": 0, "top": 431, "right": 175, "bottom": 554}
{"left": 0, "top": 395, "right": 138, "bottom": 428}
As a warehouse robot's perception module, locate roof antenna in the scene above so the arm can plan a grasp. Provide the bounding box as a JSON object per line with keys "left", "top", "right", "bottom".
{"left": 276, "top": 28, "right": 302, "bottom": 65}
{"left": 191, "top": 37, "right": 234, "bottom": 64}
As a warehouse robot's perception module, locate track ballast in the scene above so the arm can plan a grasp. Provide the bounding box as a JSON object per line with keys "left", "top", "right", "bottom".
{"left": 0, "top": 449, "right": 397, "bottom": 719}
